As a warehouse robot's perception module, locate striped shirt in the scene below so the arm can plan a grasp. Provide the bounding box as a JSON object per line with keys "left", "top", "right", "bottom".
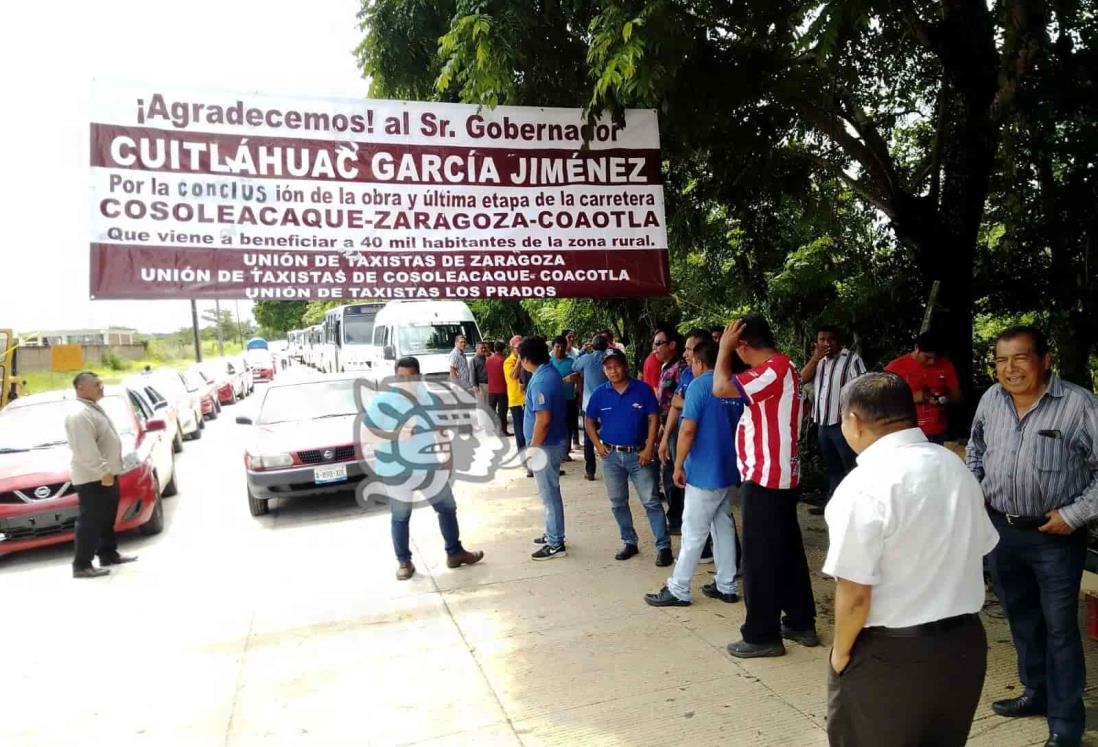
{"left": 812, "top": 348, "right": 866, "bottom": 426}
{"left": 965, "top": 375, "right": 1098, "bottom": 528}
{"left": 735, "top": 354, "right": 802, "bottom": 489}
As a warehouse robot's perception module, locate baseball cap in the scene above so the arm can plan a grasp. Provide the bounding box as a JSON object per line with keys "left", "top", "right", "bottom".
{"left": 602, "top": 349, "right": 628, "bottom": 366}
{"left": 509, "top": 335, "right": 523, "bottom": 347}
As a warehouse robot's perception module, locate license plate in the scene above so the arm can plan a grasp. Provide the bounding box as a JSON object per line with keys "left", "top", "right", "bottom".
{"left": 313, "top": 464, "right": 348, "bottom": 485}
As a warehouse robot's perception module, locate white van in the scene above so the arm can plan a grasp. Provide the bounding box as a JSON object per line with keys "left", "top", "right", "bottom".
{"left": 359, "top": 301, "right": 482, "bottom": 381}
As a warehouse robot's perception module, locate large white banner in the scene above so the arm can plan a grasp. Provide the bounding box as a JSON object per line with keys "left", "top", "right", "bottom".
{"left": 89, "top": 81, "right": 669, "bottom": 301}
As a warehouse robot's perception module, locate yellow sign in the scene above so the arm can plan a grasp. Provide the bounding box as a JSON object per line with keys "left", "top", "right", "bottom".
{"left": 51, "top": 344, "right": 85, "bottom": 372}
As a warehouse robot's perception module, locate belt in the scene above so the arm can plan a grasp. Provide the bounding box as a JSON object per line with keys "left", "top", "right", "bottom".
{"left": 863, "top": 613, "right": 977, "bottom": 638}
{"left": 604, "top": 443, "right": 645, "bottom": 453}
{"left": 987, "top": 506, "right": 1046, "bottom": 530}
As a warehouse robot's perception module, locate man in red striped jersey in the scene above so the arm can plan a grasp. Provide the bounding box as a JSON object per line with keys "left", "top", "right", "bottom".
{"left": 713, "top": 313, "right": 819, "bottom": 658}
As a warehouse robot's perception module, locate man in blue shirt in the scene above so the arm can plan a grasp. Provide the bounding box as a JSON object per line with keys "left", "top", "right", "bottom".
{"left": 521, "top": 336, "right": 570, "bottom": 560}
{"left": 550, "top": 335, "right": 578, "bottom": 462}
{"left": 646, "top": 338, "right": 744, "bottom": 606}
{"left": 568, "top": 334, "right": 610, "bottom": 480}
{"left": 585, "top": 350, "right": 673, "bottom": 566}
{"left": 363, "top": 357, "right": 484, "bottom": 581}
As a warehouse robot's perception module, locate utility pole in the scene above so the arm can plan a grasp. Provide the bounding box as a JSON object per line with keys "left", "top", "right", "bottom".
{"left": 214, "top": 298, "right": 225, "bottom": 357}
{"left": 190, "top": 299, "right": 203, "bottom": 363}
{"left": 234, "top": 300, "right": 245, "bottom": 346}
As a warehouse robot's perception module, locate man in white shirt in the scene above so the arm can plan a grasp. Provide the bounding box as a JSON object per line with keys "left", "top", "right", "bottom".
{"left": 823, "top": 372, "right": 999, "bottom": 746}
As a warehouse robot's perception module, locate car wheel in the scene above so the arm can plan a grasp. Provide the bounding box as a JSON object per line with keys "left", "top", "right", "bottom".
{"left": 247, "top": 487, "right": 269, "bottom": 517}
{"left": 139, "top": 487, "right": 164, "bottom": 535}
{"left": 198, "top": 412, "right": 206, "bottom": 430}
{"left": 229, "top": 390, "right": 238, "bottom": 405}
{"left": 191, "top": 423, "right": 203, "bottom": 439}
{"left": 162, "top": 459, "right": 179, "bottom": 497}
{"left": 173, "top": 430, "right": 184, "bottom": 453}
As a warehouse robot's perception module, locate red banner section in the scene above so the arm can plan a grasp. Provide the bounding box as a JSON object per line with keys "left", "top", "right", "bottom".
{"left": 90, "top": 124, "right": 663, "bottom": 188}
{"left": 89, "top": 244, "right": 671, "bottom": 301}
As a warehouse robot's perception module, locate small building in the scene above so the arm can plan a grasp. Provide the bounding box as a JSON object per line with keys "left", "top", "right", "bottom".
{"left": 19, "top": 327, "right": 137, "bottom": 346}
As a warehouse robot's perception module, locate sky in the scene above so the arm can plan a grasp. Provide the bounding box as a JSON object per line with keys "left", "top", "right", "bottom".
{"left": 0, "top": 0, "right": 367, "bottom": 334}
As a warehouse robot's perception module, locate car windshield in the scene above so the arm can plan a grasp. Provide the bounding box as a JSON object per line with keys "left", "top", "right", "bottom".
{"left": 344, "top": 315, "right": 375, "bottom": 345}
{"left": 256, "top": 379, "right": 361, "bottom": 425}
{"left": 0, "top": 396, "right": 134, "bottom": 450}
{"left": 398, "top": 322, "right": 479, "bottom": 356}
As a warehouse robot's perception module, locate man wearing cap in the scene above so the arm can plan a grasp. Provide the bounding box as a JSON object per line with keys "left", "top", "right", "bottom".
{"left": 585, "top": 349, "right": 672, "bottom": 566}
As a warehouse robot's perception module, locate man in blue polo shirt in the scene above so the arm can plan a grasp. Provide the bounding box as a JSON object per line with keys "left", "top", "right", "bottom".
{"left": 520, "top": 336, "right": 570, "bottom": 560}
{"left": 585, "top": 349, "right": 673, "bottom": 566}
{"left": 646, "top": 338, "right": 744, "bottom": 606}
{"left": 568, "top": 334, "right": 610, "bottom": 480}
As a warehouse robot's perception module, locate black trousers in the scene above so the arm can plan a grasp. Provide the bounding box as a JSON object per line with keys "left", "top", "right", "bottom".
{"left": 988, "top": 514, "right": 1087, "bottom": 740}
{"left": 565, "top": 399, "right": 579, "bottom": 448}
{"left": 817, "top": 423, "right": 856, "bottom": 499}
{"left": 488, "top": 393, "right": 509, "bottom": 435}
{"left": 827, "top": 615, "right": 987, "bottom": 746}
{"left": 660, "top": 427, "right": 684, "bottom": 529}
{"left": 739, "top": 481, "right": 816, "bottom": 642}
{"left": 583, "top": 428, "right": 597, "bottom": 477}
{"left": 73, "top": 481, "right": 121, "bottom": 570}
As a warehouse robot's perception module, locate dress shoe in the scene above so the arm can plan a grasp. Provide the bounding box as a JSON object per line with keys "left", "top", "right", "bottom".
{"left": 615, "top": 543, "right": 639, "bottom": 561}
{"left": 526, "top": 470, "right": 534, "bottom": 478}
{"left": 583, "top": 474, "right": 595, "bottom": 481}
{"left": 992, "top": 694, "right": 1046, "bottom": 718}
{"left": 73, "top": 567, "right": 110, "bottom": 579}
{"left": 655, "top": 548, "right": 674, "bottom": 567}
{"left": 727, "top": 639, "right": 786, "bottom": 658}
{"left": 1044, "top": 734, "right": 1081, "bottom": 747}
{"left": 644, "top": 586, "right": 690, "bottom": 607}
{"left": 701, "top": 582, "right": 739, "bottom": 603}
{"left": 781, "top": 625, "right": 821, "bottom": 647}
{"left": 446, "top": 549, "right": 484, "bottom": 568}
{"left": 99, "top": 553, "right": 138, "bottom": 566}
{"left": 395, "top": 561, "right": 415, "bottom": 581}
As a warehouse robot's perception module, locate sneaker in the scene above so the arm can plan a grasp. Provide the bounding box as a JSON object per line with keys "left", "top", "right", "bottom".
{"left": 533, "top": 535, "right": 547, "bottom": 544}
{"left": 644, "top": 586, "right": 691, "bottom": 607}
{"left": 727, "top": 639, "right": 786, "bottom": 658}
{"left": 531, "top": 543, "right": 566, "bottom": 561}
{"left": 780, "top": 625, "right": 821, "bottom": 647}
{"left": 701, "top": 582, "right": 739, "bottom": 603}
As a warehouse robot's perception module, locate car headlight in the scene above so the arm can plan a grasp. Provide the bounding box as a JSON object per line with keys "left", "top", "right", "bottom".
{"left": 247, "top": 452, "right": 294, "bottom": 470}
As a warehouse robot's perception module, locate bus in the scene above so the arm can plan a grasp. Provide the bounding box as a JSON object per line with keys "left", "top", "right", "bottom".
{"left": 318, "top": 304, "right": 385, "bottom": 373}
{"left": 304, "top": 324, "right": 323, "bottom": 368}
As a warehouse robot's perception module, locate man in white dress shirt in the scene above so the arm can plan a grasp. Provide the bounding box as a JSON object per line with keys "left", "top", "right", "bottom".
{"left": 823, "top": 372, "right": 999, "bottom": 746}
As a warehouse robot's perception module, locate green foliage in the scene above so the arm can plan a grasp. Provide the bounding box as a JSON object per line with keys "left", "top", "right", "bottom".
{"left": 253, "top": 301, "right": 308, "bottom": 337}
{"left": 99, "top": 350, "right": 125, "bottom": 371}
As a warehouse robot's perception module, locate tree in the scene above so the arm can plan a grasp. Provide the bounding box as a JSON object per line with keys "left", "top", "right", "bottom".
{"left": 357, "top": 0, "right": 1097, "bottom": 388}
{"left": 253, "top": 301, "right": 308, "bottom": 337}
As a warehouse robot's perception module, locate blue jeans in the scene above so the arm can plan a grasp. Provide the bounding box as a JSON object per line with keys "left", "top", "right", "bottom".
{"left": 667, "top": 485, "right": 739, "bottom": 601}
{"left": 532, "top": 442, "right": 567, "bottom": 547}
{"left": 602, "top": 451, "right": 669, "bottom": 550}
{"left": 389, "top": 483, "right": 463, "bottom": 563}
{"left": 817, "top": 423, "right": 856, "bottom": 498}
{"left": 510, "top": 406, "right": 526, "bottom": 451}
{"left": 989, "top": 513, "right": 1087, "bottom": 739}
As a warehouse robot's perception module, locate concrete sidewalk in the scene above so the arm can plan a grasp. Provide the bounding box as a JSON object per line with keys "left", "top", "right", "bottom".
{"left": 2, "top": 424, "right": 1095, "bottom": 746}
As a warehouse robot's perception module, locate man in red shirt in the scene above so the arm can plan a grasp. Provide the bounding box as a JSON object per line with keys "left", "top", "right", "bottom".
{"left": 485, "top": 341, "right": 509, "bottom": 436}
{"left": 884, "top": 332, "right": 962, "bottom": 444}
{"left": 714, "top": 313, "right": 818, "bottom": 658}
{"left": 642, "top": 347, "right": 662, "bottom": 393}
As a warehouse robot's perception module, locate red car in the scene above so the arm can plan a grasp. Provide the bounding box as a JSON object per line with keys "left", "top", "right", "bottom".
{"left": 196, "top": 362, "right": 238, "bottom": 406}
{"left": 0, "top": 386, "right": 178, "bottom": 557}
{"left": 245, "top": 350, "right": 277, "bottom": 383}
{"left": 183, "top": 368, "right": 221, "bottom": 420}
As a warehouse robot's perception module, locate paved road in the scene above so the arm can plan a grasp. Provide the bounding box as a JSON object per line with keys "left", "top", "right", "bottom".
{"left": 2, "top": 383, "right": 1095, "bottom": 746}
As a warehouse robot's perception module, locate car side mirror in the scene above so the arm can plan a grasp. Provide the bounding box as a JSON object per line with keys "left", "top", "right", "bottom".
{"left": 145, "top": 418, "right": 167, "bottom": 432}
{"left": 235, "top": 415, "right": 253, "bottom": 425}
{"left": 383, "top": 345, "right": 396, "bottom": 360}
